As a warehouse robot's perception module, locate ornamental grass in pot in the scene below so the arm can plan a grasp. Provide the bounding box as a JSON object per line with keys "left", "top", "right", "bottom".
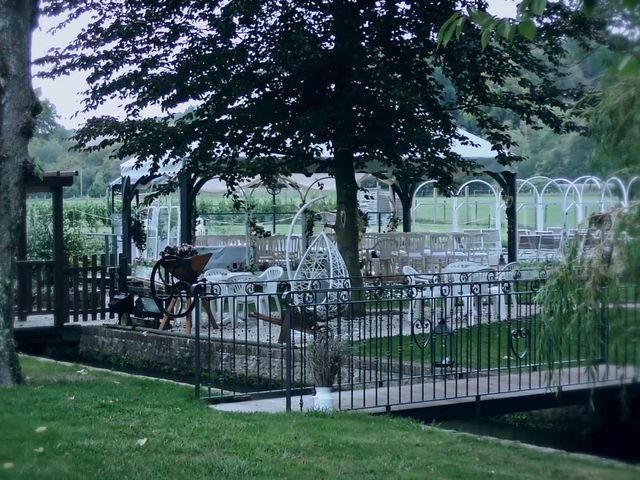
{"left": 306, "top": 333, "right": 350, "bottom": 411}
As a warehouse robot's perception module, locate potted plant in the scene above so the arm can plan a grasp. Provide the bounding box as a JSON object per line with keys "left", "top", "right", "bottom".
{"left": 306, "top": 333, "right": 349, "bottom": 411}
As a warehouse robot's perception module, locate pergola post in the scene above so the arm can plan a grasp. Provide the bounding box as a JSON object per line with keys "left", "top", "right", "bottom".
{"left": 504, "top": 172, "right": 518, "bottom": 263}
{"left": 121, "top": 175, "right": 133, "bottom": 262}
{"left": 179, "top": 174, "right": 209, "bottom": 246}
{"left": 23, "top": 172, "right": 76, "bottom": 328}
{"left": 487, "top": 171, "right": 518, "bottom": 263}
{"left": 179, "top": 175, "right": 194, "bottom": 245}
{"left": 51, "top": 185, "right": 67, "bottom": 328}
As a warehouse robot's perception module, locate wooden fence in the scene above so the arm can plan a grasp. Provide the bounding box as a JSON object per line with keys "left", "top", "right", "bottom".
{"left": 15, "top": 254, "right": 123, "bottom": 325}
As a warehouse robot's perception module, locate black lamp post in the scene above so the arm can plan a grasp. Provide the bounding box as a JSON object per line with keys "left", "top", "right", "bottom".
{"left": 266, "top": 183, "right": 282, "bottom": 234}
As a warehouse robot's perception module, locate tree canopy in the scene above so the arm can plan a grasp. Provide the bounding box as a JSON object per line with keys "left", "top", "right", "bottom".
{"left": 39, "top": 0, "right": 604, "bottom": 276}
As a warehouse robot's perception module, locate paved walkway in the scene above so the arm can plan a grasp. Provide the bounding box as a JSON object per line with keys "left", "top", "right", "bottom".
{"left": 212, "top": 395, "right": 315, "bottom": 413}
{"left": 211, "top": 365, "right": 638, "bottom": 414}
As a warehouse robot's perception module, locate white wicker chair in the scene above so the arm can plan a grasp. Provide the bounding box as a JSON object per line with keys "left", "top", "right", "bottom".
{"left": 290, "top": 232, "right": 350, "bottom": 320}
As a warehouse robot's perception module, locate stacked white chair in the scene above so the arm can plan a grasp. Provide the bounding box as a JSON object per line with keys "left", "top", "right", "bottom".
{"left": 256, "top": 266, "right": 284, "bottom": 318}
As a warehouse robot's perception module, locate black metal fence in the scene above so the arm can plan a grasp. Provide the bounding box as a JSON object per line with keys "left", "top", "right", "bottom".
{"left": 193, "top": 269, "right": 640, "bottom": 411}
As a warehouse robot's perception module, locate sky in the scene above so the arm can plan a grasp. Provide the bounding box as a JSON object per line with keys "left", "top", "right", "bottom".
{"left": 31, "top": 1, "right": 519, "bottom": 130}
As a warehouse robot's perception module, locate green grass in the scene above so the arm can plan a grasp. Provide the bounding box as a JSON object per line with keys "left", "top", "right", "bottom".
{"left": 412, "top": 192, "right": 605, "bottom": 232}
{"left": 1, "top": 356, "right": 638, "bottom": 480}
{"left": 357, "top": 308, "right": 640, "bottom": 372}
{"left": 358, "top": 317, "right": 542, "bottom": 371}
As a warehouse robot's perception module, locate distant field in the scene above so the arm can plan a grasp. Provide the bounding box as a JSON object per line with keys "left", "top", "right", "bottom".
{"left": 411, "top": 192, "right": 612, "bottom": 233}
{"left": 28, "top": 186, "right": 622, "bottom": 240}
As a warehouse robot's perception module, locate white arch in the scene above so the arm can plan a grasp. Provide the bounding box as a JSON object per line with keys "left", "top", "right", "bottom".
{"left": 411, "top": 180, "right": 438, "bottom": 231}
{"left": 536, "top": 178, "right": 577, "bottom": 233}
{"left": 517, "top": 178, "right": 545, "bottom": 232}
{"left": 539, "top": 177, "right": 574, "bottom": 198}
{"left": 571, "top": 175, "right": 603, "bottom": 224}
{"left": 452, "top": 179, "right": 501, "bottom": 244}
{"left": 601, "top": 176, "right": 627, "bottom": 211}
{"left": 606, "top": 176, "right": 628, "bottom": 208}
{"left": 573, "top": 175, "right": 603, "bottom": 198}
{"left": 521, "top": 175, "right": 555, "bottom": 190}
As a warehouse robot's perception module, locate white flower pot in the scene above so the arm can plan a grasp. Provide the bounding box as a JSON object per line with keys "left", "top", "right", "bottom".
{"left": 312, "top": 386, "right": 335, "bottom": 411}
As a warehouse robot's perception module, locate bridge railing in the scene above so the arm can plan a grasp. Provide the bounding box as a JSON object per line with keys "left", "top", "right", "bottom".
{"left": 193, "top": 268, "right": 639, "bottom": 411}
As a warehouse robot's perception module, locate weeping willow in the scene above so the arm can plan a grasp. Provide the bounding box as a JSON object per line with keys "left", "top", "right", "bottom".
{"left": 536, "top": 203, "right": 640, "bottom": 384}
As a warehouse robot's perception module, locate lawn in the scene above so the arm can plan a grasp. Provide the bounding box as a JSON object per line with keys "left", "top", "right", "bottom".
{"left": 357, "top": 307, "right": 640, "bottom": 372}
{"left": 0, "top": 356, "right": 637, "bottom": 480}
{"left": 357, "top": 316, "right": 544, "bottom": 371}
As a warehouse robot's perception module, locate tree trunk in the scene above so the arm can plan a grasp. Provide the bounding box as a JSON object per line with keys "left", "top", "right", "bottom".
{"left": 392, "top": 183, "right": 415, "bottom": 233}
{"left": 0, "top": 0, "right": 40, "bottom": 386}
{"left": 399, "top": 192, "right": 413, "bottom": 233}
{"left": 333, "top": 152, "right": 363, "bottom": 289}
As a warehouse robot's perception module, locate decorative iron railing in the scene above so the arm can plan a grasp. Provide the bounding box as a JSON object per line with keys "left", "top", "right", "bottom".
{"left": 190, "top": 269, "right": 639, "bottom": 411}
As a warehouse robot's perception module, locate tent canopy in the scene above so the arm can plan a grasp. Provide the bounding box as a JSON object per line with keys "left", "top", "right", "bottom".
{"left": 114, "top": 127, "right": 513, "bottom": 189}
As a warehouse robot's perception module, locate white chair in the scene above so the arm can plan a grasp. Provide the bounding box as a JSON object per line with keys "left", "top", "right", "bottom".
{"left": 488, "top": 262, "right": 520, "bottom": 321}
{"left": 201, "top": 268, "right": 232, "bottom": 325}
{"left": 518, "top": 234, "right": 540, "bottom": 261}
{"left": 373, "top": 237, "right": 400, "bottom": 275}
{"left": 402, "top": 232, "right": 428, "bottom": 271}
{"left": 427, "top": 233, "right": 451, "bottom": 272}
{"left": 463, "top": 232, "right": 489, "bottom": 265}
{"left": 220, "top": 273, "right": 259, "bottom": 323}
{"left": 441, "top": 261, "right": 484, "bottom": 325}
{"left": 254, "top": 237, "right": 275, "bottom": 265}
{"left": 403, "top": 265, "right": 445, "bottom": 322}
{"left": 256, "top": 266, "right": 284, "bottom": 318}
{"left": 449, "top": 232, "right": 468, "bottom": 261}
{"left": 538, "top": 234, "right": 562, "bottom": 260}
{"left": 270, "top": 235, "right": 288, "bottom": 266}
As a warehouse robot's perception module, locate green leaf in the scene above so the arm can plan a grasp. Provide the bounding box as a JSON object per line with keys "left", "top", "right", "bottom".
{"left": 530, "top": 0, "right": 547, "bottom": 16}
{"left": 437, "top": 12, "right": 460, "bottom": 47}
{"left": 518, "top": 18, "right": 537, "bottom": 40}
{"left": 437, "top": 23, "right": 455, "bottom": 47}
{"left": 468, "top": 8, "right": 494, "bottom": 28}
{"left": 496, "top": 19, "right": 512, "bottom": 40}
{"left": 481, "top": 27, "right": 492, "bottom": 50}
{"left": 455, "top": 16, "right": 466, "bottom": 40}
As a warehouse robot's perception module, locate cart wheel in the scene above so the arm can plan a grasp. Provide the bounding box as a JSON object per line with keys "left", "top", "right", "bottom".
{"left": 150, "top": 256, "right": 197, "bottom": 318}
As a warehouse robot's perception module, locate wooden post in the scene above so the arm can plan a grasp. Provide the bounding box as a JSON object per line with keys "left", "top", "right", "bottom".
{"left": 121, "top": 176, "right": 132, "bottom": 262}
{"left": 179, "top": 175, "right": 194, "bottom": 245}
{"left": 52, "top": 186, "right": 67, "bottom": 328}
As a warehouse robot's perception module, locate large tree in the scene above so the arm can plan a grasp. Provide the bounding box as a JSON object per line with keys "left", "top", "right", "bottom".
{"left": 40, "top": 0, "right": 601, "bottom": 280}
{"left": 0, "top": 0, "right": 40, "bottom": 386}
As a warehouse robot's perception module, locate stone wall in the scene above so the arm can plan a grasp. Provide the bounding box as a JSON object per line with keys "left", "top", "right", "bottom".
{"left": 78, "top": 326, "right": 404, "bottom": 392}
{"left": 78, "top": 326, "right": 297, "bottom": 389}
